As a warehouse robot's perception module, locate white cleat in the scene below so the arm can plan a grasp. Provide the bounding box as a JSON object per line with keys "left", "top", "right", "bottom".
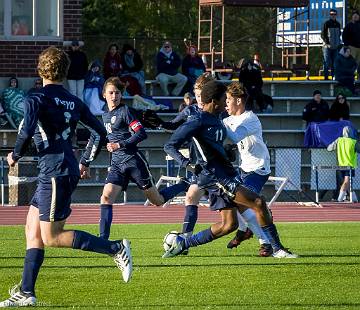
{"left": 113, "top": 239, "right": 133, "bottom": 283}
{"left": 272, "top": 248, "right": 298, "bottom": 258}
{"left": 0, "top": 283, "right": 36, "bottom": 307}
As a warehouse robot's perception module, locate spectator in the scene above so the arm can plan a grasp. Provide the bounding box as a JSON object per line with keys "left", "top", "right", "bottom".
{"left": 342, "top": 10, "right": 360, "bottom": 79}
{"left": 253, "top": 53, "right": 262, "bottom": 69}
{"left": 156, "top": 41, "right": 187, "bottom": 96}
{"left": 238, "top": 58, "right": 268, "bottom": 112}
{"left": 120, "top": 44, "right": 145, "bottom": 95}
{"left": 334, "top": 46, "right": 357, "bottom": 94}
{"left": 1, "top": 77, "right": 25, "bottom": 127}
{"left": 302, "top": 90, "right": 329, "bottom": 125}
{"left": 182, "top": 45, "right": 206, "bottom": 93}
{"left": 329, "top": 93, "right": 350, "bottom": 121}
{"left": 27, "top": 78, "right": 43, "bottom": 95}
{"left": 321, "top": 9, "right": 342, "bottom": 80}
{"left": 103, "top": 43, "right": 122, "bottom": 80}
{"left": 83, "top": 60, "right": 105, "bottom": 116}
{"left": 327, "top": 126, "right": 360, "bottom": 202}
{"left": 67, "top": 40, "right": 88, "bottom": 98}
{"left": 178, "top": 92, "right": 194, "bottom": 112}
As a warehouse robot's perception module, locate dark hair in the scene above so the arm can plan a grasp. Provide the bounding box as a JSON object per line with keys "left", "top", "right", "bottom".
{"left": 352, "top": 10, "right": 360, "bottom": 16}
{"left": 330, "top": 9, "right": 337, "bottom": 14}
{"left": 201, "top": 81, "right": 227, "bottom": 104}
{"left": 108, "top": 43, "right": 119, "bottom": 51}
{"left": 122, "top": 43, "right": 134, "bottom": 53}
{"left": 8, "top": 76, "right": 18, "bottom": 88}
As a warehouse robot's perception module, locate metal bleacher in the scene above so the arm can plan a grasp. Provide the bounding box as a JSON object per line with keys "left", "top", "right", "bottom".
{"left": 1, "top": 79, "right": 359, "bottom": 204}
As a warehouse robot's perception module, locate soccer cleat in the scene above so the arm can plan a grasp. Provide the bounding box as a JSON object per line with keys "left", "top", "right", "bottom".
{"left": 226, "top": 228, "right": 253, "bottom": 249}
{"left": 258, "top": 243, "right": 273, "bottom": 257}
{"left": 162, "top": 235, "right": 186, "bottom": 258}
{"left": 113, "top": 239, "right": 133, "bottom": 283}
{"left": 0, "top": 283, "right": 36, "bottom": 307}
{"left": 272, "top": 248, "right": 298, "bottom": 258}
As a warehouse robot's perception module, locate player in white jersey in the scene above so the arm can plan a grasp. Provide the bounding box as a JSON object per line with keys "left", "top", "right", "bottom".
{"left": 223, "top": 81, "right": 297, "bottom": 258}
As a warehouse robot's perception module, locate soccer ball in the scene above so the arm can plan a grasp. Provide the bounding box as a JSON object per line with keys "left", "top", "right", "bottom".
{"left": 163, "top": 231, "right": 181, "bottom": 252}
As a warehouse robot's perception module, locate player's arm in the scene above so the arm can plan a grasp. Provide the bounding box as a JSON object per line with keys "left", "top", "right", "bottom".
{"left": 9, "top": 96, "right": 40, "bottom": 166}
{"left": 79, "top": 104, "right": 107, "bottom": 171}
{"left": 327, "top": 139, "right": 338, "bottom": 151}
{"left": 122, "top": 107, "right": 147, "bottom": 147}
{"left": 164, "top": 116, "right": 201, "bottom": 168}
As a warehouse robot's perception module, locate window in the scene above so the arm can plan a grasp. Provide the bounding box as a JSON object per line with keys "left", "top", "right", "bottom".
{"left": 1, "top": 0, "right": 61, "bottom": 39}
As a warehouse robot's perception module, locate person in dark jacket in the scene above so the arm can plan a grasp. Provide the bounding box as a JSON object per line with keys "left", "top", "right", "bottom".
{"left": 120, "top": 44, "right": 145, "bottom": 95}
{"left": 66, "top": 40, "right": 88, "bottom": 98}
{"left": 103, "top": 43, "right": 122, "bottom": 80}
{"left": 342, "top": 10, "right": 360, "bottom": 78}
{"left": 302, "top": 90, "right": 330, "bottom": 125}
{"left": 329, "top": 93, "right": 350, "bottom": 121}
{"left": 321, "top": 9, "right": 342, "bottom": 80}
{"left": 155, "top": 41, "right": 187, "bottom": 96}
{"left": 334, "top": 46, "right": 357, "bottom": 94}
{"left": 182, "top": 45, "right": 206, "bottom": 94}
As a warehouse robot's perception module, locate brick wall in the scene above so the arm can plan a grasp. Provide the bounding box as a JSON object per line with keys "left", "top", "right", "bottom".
{"left": 0, "top": 0, "right": 83, "bottom": 78}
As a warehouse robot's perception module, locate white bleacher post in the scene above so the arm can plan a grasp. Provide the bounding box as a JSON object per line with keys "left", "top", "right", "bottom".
{"left": 314, "top": 165, "right": 319, "bottom": 203}
{"left": 349, "top": 168, "right": 353, "bottom": 202}
{"left": 286, "top": 99, "right": 291, "bottom": 113}
{"left": 330, "top": 83, "right": 334, "bottom": 97}
{"left": 271, "top": 84, "right": 275, "bottom": 97}
{"left": 1, "top": 157, "right": 4, "bottom": 206}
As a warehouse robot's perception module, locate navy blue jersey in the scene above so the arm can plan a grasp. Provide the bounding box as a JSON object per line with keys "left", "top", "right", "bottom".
{"left": 12, "top": 84, "right": 106, "bottom": 179}
{"left": 164, "top": 111, "right": 235, "bottom": 176}
{"left": 102, "top": 104, "right": 147, "bottom": 164}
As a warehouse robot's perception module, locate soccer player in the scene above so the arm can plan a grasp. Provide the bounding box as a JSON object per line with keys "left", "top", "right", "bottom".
{"left": 223, "top": 81, "right": 297, "bottom": 258}
{"left": 96, "top": 77, "right": 189, "bottom": 240}
{"left": 0, "top": 47, "right": 132, "bottom": 308}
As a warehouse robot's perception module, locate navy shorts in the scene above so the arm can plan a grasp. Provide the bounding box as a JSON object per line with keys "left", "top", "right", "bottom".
{"left": 106, "top": 153, "right": 154, "bottom": 191}
{"left": 340, "top": 169, "right": 355, "bottom": 178}
{"left": 31, "top": 175, "right": 79, "bottom": 222}
{"left": 240, "top": 170, "right": 270, "bottom": 194}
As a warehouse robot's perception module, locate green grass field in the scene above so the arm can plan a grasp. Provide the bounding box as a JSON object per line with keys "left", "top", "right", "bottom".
{"left": 1, "top": 222, "right": 360, "bottom": 309}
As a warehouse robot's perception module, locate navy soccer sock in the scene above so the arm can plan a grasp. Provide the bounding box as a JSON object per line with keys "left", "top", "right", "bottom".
{"left": 184, "top": 227, "right": 214, "bottom": 249}
{"left": 262, "top": 223, "right": 284, "bottom": 252}
{"left": 182, "top": 205, "right": 198, "bottom": 234}
{"left": 21, "top": 248, "right": 45, "bottom": 296}
{"left": 99, "top": 204, "right": 113, "bottom": 240}
{"left": 72, "top": 230, "right": 120, "bottom": 255}
{"left": 160, "top": 180, "right": 189, "bottom": 202}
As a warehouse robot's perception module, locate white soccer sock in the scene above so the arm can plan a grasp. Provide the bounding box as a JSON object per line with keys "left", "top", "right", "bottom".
{"left": 241, "top": 209, "right": 270, "bottom": 245}
{"left": 351, "top": 191, "right": 358, "bottom": 202}
{"left": 338, "top": 191, "right": 346, "bottom": 202}
{"left": 183, "top": 231, "right": 193, "bottom": 238}
{"left": 236, "top": 211, "right": 248, "bottom": 232}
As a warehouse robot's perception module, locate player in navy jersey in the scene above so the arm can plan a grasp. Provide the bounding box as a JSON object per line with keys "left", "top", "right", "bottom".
{"left": 94, "top": 77, "right": 189, "bottom": 240}
{"left": 162, "top": 81, "right": 292, "bottom": 258}
{"left": 0, "top": 47, "right": 132, "bottom": 308}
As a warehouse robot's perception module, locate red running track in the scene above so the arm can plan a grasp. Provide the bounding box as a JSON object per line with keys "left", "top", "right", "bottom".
{"left": 0, "top": 202, "right": 360, "bottom": 225}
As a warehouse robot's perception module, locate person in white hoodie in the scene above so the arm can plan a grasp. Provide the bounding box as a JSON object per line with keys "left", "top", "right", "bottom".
{"left": 223, "top": 81, "right": 297, "bottom": 258}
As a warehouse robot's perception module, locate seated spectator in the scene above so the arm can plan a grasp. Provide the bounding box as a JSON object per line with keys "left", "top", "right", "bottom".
{"left": 182, "top": 45, "right": 206, "bottom": 93}
{"left": 27, "top": 78, "right": 43, "bottom": 95}
{"left": 327, "top": 126, "right": 360, "bottom": 202}
{"left": 83, "top": 60, "right": 105, "bottom": 115}
{"left": 302, "top": 90, "right": 329, "bottom": 126}
{"left": 179, "top": 92, "right": 195, "bottom": 112}
{"left": 67, "top": 40, "right": 88, "bottom": 99}
{"left": 238, "top": 58, "right": 268, "bottom": 112}
{"left": 120, "top": 44, "right": 145, "bottom": 95}
{"left": 156, "top": 41, "right": 187, "bottom": 96}
{"left": 329, "top": 93, "right": 350, "bottom": 121}
{"left": 334, "top": 46, "right": 357, "bottom": 94}
{"left": 1, "top": 77, "right": 25, "bottom": 127}
{"left": 103, "top": 43, "right": 122, "bottom": 80}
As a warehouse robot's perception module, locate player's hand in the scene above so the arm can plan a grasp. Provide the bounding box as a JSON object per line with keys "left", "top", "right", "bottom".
{"left": 79, "top": 164, "right": 91, "bottom": 179}
{"left": 7, "top": 152, "right": 16, "bottom": 167}
{"left": 107, "top": 142, "right": 120, "bottom": 152}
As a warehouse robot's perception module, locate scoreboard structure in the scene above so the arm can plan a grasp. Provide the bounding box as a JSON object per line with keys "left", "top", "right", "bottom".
{"left": 276, "top": 0, "right": 347, "bottom": 48}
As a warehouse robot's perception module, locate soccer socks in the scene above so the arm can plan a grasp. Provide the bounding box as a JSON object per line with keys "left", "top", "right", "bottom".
{"left": 241, "top": 209, "right": 270, "bottom": 245}
{"left": 21, "top": 248, "right": 44, "bottom": 296}
{"left": 236, "top": 211, "right": 248, "bottom": 232}
{"left": 72, "top": 230, "right": 120, "bottom": 255}
{"left": 99, "top": 204, "right": 113, "bottom": 239}
{"left": 160, "top": 180, "right": 189, "bottom": 202}
{"left": 338, "top": 191, "right": 346, "bottom": 202}
{"left": 182, "top": 205, "right": 198, "bottom": 234}
{"left": 184, "top": 227, "right": 214, "bottom": 249}
{"left": 262, "top": 224, "right": 284, "bottom": 252}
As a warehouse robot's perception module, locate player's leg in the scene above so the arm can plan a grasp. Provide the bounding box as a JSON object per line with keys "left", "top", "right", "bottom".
{"left": 182, "top": 184, "right": 204, "bottom": 238}
{"left": 0, "top": 206, "right": 43, "bottom": 307}
{"left": 226, "top": 209, "right": 254, "bottom": 249}
{"left": 338, "top": 173, "right": 349, "bottom": 202}
{"left": 99, "top": 165, "right": 124, "bottom": 239}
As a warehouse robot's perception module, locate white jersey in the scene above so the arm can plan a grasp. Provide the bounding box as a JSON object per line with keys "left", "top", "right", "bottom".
{"left": 223, "top": 110, "right": 270, "bottom": 175}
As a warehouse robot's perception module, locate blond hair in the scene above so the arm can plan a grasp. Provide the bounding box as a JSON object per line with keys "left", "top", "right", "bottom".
{"left": 226, "top": 81, "right": 247, "bottom": 98}
{"left": 37, "top": 46, "right": 69, "bottom": 82}
{"left": 194, "top": 73, "right": 215, "bottom": 91}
